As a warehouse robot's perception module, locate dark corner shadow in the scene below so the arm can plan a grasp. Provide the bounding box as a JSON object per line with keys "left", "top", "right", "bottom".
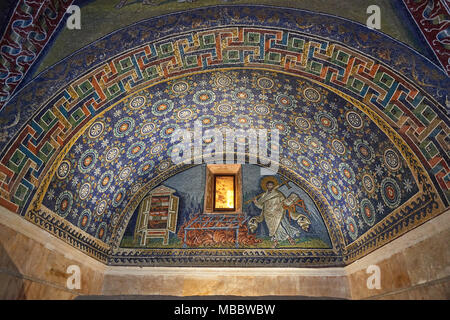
{"left": 0, "top": 242, "right": 26, "bottom": 300}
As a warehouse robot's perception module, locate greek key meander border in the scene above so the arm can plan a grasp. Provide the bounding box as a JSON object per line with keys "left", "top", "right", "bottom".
{"left": 109, "top": 70, "right": 443, "bottom": 265}
{"left": 28, "top": 67, "right": 347, "bottom": 265}
{"left": 26, "top": 67, "right": 444, "bottom": 266}
{"left": 1, "top": 24, "right": 448, "bottom": 218}
{"left": 2, "top": 23, "right": 448, "bottom": 158}
{"left": 335, "top": 93, "right": 443, "bottom": 263}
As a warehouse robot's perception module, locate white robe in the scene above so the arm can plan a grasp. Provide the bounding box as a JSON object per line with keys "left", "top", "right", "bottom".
{"left": 254, "top": 189, "right": 299, "bottom": 241}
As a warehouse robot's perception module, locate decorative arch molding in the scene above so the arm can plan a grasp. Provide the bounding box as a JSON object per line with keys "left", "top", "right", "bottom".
{"left": 25, "top": 66, "right": 442, "bottom": 266}
{"left": 0, "top": 6, "right": 448, "bottom": 266}
{"left": 109, "top": 160, "right": 345, "bottom": 267}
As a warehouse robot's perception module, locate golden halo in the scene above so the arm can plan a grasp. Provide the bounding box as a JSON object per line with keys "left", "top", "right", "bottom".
{"left": 260, "top": 176, "right": 279, "bottom": 191}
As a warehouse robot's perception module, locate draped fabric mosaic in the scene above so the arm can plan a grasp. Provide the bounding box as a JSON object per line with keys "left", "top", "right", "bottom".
{"left": 402, "top": 0, "right": 450, "bottom": 75}
{"left": 0, "top": 6, "right": 448, "bottom": 266}
{"left": 0, "top": 0, "right": 74, "bottom": 109}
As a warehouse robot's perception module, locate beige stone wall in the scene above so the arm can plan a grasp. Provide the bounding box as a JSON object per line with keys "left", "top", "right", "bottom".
{"left": 0, "top": 206, "right": 106, "bottom": 299}
{"left": 102, "top": 267, "right": 350, "bottom": 298}
{"left": 0, "top": 205, "right": 448, "bottom": 299}
{"left": 102, "top": 210, "right": 450, "bottom": 299}
{"left": 345, "top": 209, "right": 450, "bottom": 299}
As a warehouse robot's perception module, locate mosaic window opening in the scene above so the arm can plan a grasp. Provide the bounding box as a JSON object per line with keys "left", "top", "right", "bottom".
{"left": 214, "top": 175, "right": 236, "bottom": 211}
{"left": 204, "top": 164, "right": 243, "bottom": 215}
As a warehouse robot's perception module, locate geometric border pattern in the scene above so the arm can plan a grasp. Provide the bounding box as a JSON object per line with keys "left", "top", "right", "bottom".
{"left": 1, "top": 22, "right": 448, "bottom": 218}
{"left": 402, "top": 0, "right": 450, "bottom": 75}
{"left": 0, "top": 0, "right": 74, "bottom": 108}
{"left": 0, "top": 6, "right": 448, "bottom": 266}
{"left": 106, "top": 84, "right": 442, "bottom": 266}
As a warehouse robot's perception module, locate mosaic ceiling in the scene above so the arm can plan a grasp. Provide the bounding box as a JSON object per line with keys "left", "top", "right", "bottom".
{"left": 43, "top": 69, "right": 420, "bottom": 245}
{"left": 0, "top": 5, "right": 448, "bottom": 266}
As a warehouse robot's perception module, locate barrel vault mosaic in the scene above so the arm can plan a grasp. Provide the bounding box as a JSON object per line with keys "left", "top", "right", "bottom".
{"left": 0, "top": 6, "right": 448, "bottom": 267}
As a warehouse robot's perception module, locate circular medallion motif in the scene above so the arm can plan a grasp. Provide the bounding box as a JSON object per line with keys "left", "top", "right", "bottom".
{"left": 119, "top": 167, "right": 132, "bottom": 180}
{"left": 171, "top": 81, "right": 189, "bottom": 94}
{"left": 339, "top": 163, "right": 356, "bottom": 184}
{"left": 297, "top": 156, "right": 314, "bottom": 172}
{"left": 167, "top": 144, "right": 184, "bottom": 159}
{"left": 320, "top": 160, "right": 333, "bottom": 173}
{"left": 234, "top": 115, "right": 252, "bottom": 128}
{"left": 131, "top": 183, "right": 142, "bottom": 194}
{"left": 254, "top": 104, "right": 270, "bottom": 115}
{"left": 303, "top": 87, "right": 321, "bottom": 102}
{"left": 346, "top": 111, "right": 363, "bottom": 129}
{"left": 360, "top": 198, "right": 376, "bottom": 226}
{"left": 48, "top": 71, "right": 415, "bottom": 245}
{"left": 55, "top": 191, "right": 73, "bottom": 218}
{"left": 271, "top": 120, "right": 290, "bottom": 135}
{"left": 78, "top": 209, "right": 91, "bottom": 230}
{"left": 152, "top": 99, "right": 174, "bottom": 116}
{"left": 198, "top": 115, "right": 217, "bottom": 127}
{"left": 332, "top": 139, "right": 346, "bottom": 155}
{"left": 275, "top": 94, "right": 295, "bottom": 110}
{"left": 160, "top": 124, "right": 179, "bottom": 138}
{"left": 96, "top": 222, "right": 107, "bottom": 241}
{"left": 114, "top": 117, "right": 135, "bottom": 138}
{"left": 140, "top": 122, "right": 156, "bottom": 135}
{"left": 280, "top": 157, "right": 296, "bottom": 169}
{"left": 193, "top": 90, "right": 216, "bottom": 105}
{"left": 315, "top": 111, "right": 337, "bottom": 133}
{"left": 111, "top": 213, "right": 120, "bottom": 227}
{"left": 384, "top": 149, "right": 401, "bottom": 171}
{"left": 232, "top": 88, "right": 253, "bottom": 103}
{"left": 98, "top": 170, "right": 114, "bottom": 192}
{"left": 95, "top": 200, "right": 107, "bottom": 217}
{"left": 78, "top": 183, "right": 91, "bottom": 200}
{"left": 354, "top": 139, "right": 374, "bottom": 164}
{"left": 362, "top": 173, "right": 375, "bottom": 194}
{"left": 158, "top": 160, "right": 171, "bottom": 172}
{"left": 78, "top": 149, "right": 98, "bottom": 173}
{"left": 327, "top": 181, "right": 342, "bottom": 200}
{"left": 347, "top": 193, "right": 358, "bottom": 210}
{"left": 214, "top": 74, "right": 232, "bottom": 88}
{"left": 112, "top": 188, "right": 126, "bottom": 207}
{"left": 105, "top": 147, "right": 120, "bottom": 162}
{"left": 138, "top": 160, "right": 154, "bottom": 175}
{"left": 287, "top": 139, "right": 301, "bottom": 151}
{"left": 127, "top": 142, "right": 146, "bottom": 159}
{"left": 177, "top": 108, "right": 194, "bottom": 120}
{"left": 88, "top": 121, "right": 105, "bottom": 139}
{"left": 56, "top": 160, "right": 71, "bottom": 179}
{"left": 334, "top": 208, "right": 343, "bottom": 223}
{"left": 257, "top": 77, "right": 274, "bottom": 90}
{"left": 294, "top": 117, "right": 310, "bottom": 130}
{"left": 305, "top": 136, "right": 323, "bottom": 153}
{"left": 151, "top": 144, "right": 163, "bottom": 155}
{"left": 311, "top": 176, "right": 322, "bottom": 189}
{"left": 216, "top": 103, "right": 234, "bottom": 115}
{"left": 234, "top": 129, "right": 252, "bottom": 146}
{"left": 381, "top": 177, "right": 401, "bottom": 208}
{"left": 346, "top": 216, "right": 359, "bottom": 241}
{"left": 129, "top": 96, "right": 146, "bottom": 109}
